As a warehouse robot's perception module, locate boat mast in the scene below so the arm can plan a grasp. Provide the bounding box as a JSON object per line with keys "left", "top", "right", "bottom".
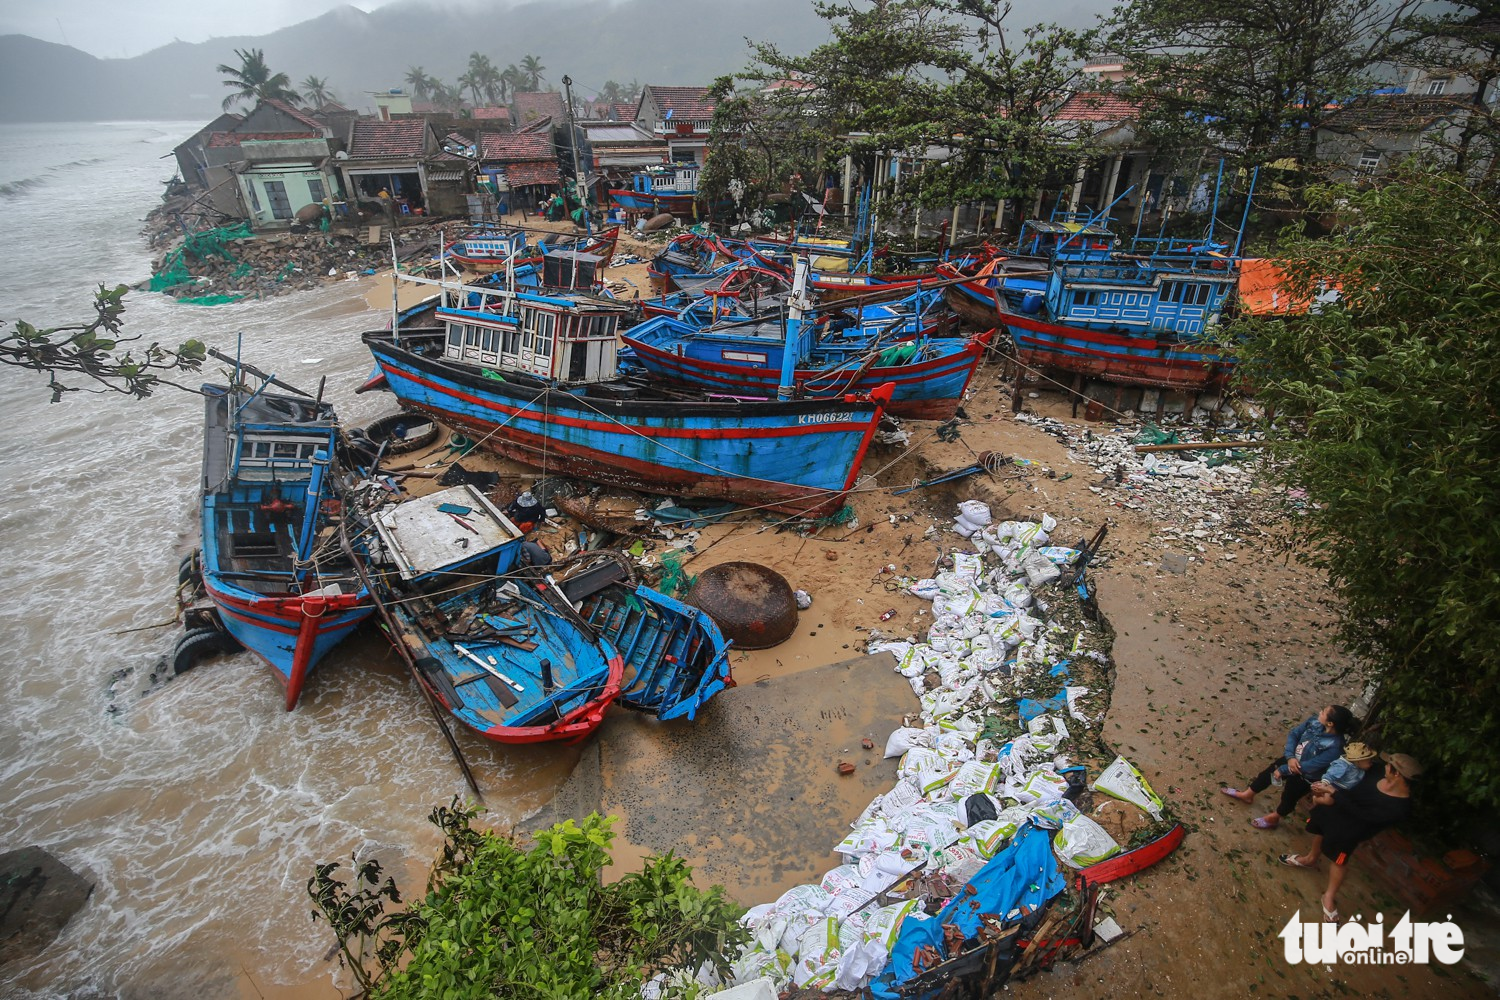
{"left": 562, "top": 75, "right": 591, "bottom": 237}
{"left": 779, "top": 257, "right": 812, "bottom": 401}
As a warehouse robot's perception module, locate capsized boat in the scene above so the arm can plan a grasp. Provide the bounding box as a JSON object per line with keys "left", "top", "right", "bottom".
{"left": 196, "top": 372, "right": 373, "bottom": 710}
{"left": 360, "top": 262, "right": 894, "bottom": 517}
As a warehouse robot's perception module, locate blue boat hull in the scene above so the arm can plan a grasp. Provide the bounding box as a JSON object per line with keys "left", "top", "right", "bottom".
{"left": 363, "top": 331, "right": 891, "bottom": 517}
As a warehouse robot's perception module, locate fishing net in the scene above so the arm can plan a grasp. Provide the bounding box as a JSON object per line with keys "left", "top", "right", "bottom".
{"left": 176, "top": 294, "right": 247, "bottom": 306}
{"left": 148, "top": 223, "right": 255, "bottom": 292}
{"left": 658, "top": 550, "right": 696, "bottom": 597}
{"left": 1132, "top": 423, "right": 1178, "bottom": 446}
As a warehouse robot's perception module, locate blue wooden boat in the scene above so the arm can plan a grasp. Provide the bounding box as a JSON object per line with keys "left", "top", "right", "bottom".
{"left": 999, "top": 236, "right": 1240, "bottom": 390}
{"left": 622, "top": 314, "right": 992, "bottom": 420}
{"left": 608, "top": 164, "right": 704, "bottom": 215}
{"left": 360, "top": 270, "right": 895, "bottom": 517}
{"left": 197, "top": 378, "right": 373, "bottom": 710}
{"left": 367, "top": 488, "right": 732, "bottom": 742}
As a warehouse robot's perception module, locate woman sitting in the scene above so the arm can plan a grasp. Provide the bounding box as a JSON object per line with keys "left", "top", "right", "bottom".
{"left": 1222, "top": 704, "right": 1354, "bottom": 829}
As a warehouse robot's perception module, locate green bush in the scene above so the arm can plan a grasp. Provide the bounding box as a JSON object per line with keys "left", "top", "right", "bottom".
{"left": 309, "top": 800, "right": 747, "bottom": 999}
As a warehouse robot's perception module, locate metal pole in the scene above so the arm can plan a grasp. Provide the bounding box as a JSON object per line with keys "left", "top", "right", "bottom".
{"left": 562, "top": 74, "right": 591, "bottom": 236}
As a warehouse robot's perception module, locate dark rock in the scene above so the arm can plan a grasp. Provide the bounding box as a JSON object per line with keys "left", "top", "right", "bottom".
{"left": 0, "top": 846, "right": 93, "bottom": 968}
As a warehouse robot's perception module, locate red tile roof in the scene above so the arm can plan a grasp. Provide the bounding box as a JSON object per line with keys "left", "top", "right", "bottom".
{"left": 513, "top": 90, "right": 566, "bottom": 125}
{"left": 1053, "top": 92, "right": 1141, "bottom": 122}
{"left": 347, "top": 119, "right": 430, "bottom": 159}
{"left": 506, "top": 161, "right": 561, "bottom": 187}
{"left": 206, "top": 131, "right": 320, "bottom": 148}
{"left": 610, "top": 103, "right": 637, "bottom": 122}
{"left": 473, "top": 106, "right": 512, "bottom": 122}
{"left": 520, "top": 115, "right": 554, "bottom": 134}
{"left": 263, "top": 98, "right": 326, "bottom": 131}
{"left": 645, "top": 86, "right": 716, "bottom": 121}
{"left": 478, "top": 131, "right": 555, "bottom": 162}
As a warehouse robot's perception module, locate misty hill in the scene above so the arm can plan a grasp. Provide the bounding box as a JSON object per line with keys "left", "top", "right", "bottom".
{"left": 0, "top": 0, "right": 1105, "bottom": 124}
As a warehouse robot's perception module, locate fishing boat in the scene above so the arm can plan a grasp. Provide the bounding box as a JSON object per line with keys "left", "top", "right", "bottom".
{"left": 195, "top": 366, "right": 373, "bottom": 710}
{"left": 360, "top": 261, "right": 895, "bottom": 517}
{"left": 622, "top": 314, "right": 992, "bottom": 420}
{"left": 441, "top": 227, "right": 528, "bottom": 273}
{"left": 999, "top": 237, "right": 1240, "bottom": 390}
{"left": 608, "top": 164, "right": 704, "bottom": 215}
{"left": 365, "top": 487, "right": 732, "bottom": 742}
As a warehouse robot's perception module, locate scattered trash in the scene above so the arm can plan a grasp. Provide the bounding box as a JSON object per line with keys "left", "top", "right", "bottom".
{"left": 794, "top": 590, "right": 813, "bottom": 610}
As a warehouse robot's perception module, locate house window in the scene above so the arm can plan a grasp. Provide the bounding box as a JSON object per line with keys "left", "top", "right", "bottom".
{"left": 1426, "top": 79, "right": 1447, "bottom": 95}
{"left": 1358, "top": 149, "right": 1381, "bottom": 172}
{"left": 308, "top": 178, "right": 326, "bottom": 203}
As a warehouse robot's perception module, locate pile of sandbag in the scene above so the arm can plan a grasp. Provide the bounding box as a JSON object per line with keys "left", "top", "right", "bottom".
{"left": 716, "top": 505, "right": 1161, "bottom": 996}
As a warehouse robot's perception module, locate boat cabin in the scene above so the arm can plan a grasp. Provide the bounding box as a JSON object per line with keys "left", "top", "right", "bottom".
{"left": 1048, "top": 254, "right": 1236, "bottom": 338}
{"left": 632, "top": 164, "right": 699, "bottom": 196}
{"left": 1016, "top": 217, "right": 1118, "bottom": 263}
{"left": 435, "top": 276, "right": 634, "bottom": 385}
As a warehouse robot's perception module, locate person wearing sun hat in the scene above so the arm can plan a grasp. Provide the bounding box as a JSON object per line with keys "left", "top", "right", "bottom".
{"left": 1320, "top": 741, "right": 1380, "bottom": 791}
{"left": 1279, "top": 749, "right": 1421, "bottom": 922}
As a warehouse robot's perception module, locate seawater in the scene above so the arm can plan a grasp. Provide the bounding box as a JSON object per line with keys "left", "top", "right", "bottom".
{"left": 0, "top": 122, "right": 574, "bottom": 998}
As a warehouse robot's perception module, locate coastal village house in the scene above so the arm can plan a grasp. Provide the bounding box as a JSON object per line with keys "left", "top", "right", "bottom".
{"left": 635, "top": 85, "right": 716, "bottom": 166}
{"left": 576, "top": 120, "right": 668, "bottom": 209}
{"left": 476, "top": 125, "right": 562, "bottom": 214}
{"left": 339, "top": 117, "right": 434, "bottom": 215}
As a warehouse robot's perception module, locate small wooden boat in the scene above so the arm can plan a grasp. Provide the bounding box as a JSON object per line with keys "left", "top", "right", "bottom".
{"left": 608, "top": 164, "right": 705, "bottom": 216}
{"left": 367, "top": 488, "right": 731, "bottom": 742}
{"left": 196, "top": 374, "right": 373, "bottom": 710}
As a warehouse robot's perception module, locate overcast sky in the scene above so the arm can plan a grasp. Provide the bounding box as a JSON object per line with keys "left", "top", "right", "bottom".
{"left": 0, "top": 1, "right": 388, "bottom": 59}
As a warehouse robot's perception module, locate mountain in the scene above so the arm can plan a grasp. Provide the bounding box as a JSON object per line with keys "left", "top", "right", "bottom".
{"left": 0, "top": 0, "right": 831, "bottom": 123}
{"left": 0, "top": 0, "right": 1108, "bottom": 125}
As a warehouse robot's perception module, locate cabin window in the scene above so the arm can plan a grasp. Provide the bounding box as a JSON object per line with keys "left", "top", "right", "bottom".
{"left": 447, "top": 327, "right": 463, "bottom": 351}
{"left": 1073, "top": 290, "right": 1096, "bottom": 307}
{"left": 1162, "top": 282, "right": 1210, "bottom": 305}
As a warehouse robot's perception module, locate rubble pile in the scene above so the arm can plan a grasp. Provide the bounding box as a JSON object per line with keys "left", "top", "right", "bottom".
{"left": 140, "top": 201, "right": 449, "bottom": 301}
{"left": 715, "top": 504, "right": 1168, "bottom": 995}
{"left": 1011, "top": 410, "right": 1303, "bottom": 550}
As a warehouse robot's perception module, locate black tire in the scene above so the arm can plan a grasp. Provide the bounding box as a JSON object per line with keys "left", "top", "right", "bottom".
{"left": 358, "top": 412, "right": 440, "bottom": 455}
{"left": 177, "top": 551, "right": 202, "bottom": 589}
{"left": 172, "top": 627, "right": 243, "bottom": 676}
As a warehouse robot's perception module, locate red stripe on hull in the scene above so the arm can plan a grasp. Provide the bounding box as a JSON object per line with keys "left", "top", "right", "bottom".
{"left": 1006, "top": 311, "right": 1227, "bottom": 390}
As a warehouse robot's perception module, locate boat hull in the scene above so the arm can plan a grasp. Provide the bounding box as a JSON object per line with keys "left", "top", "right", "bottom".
{"left": 623, "top": 330, "right": 993, "bottom": 421}
{"left": 608, "top": 189, "right": 699, "bottom": 215}
{"left": 1002, "top": 307, "right": 1232, "bottom": 391}
{"left": 364, "top": 334, "right": 891, "bottom": 517}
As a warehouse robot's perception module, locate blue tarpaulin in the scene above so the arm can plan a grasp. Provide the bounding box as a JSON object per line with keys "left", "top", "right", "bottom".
{"left": 873, "top": 823, "right": 1065, "bottom": 997}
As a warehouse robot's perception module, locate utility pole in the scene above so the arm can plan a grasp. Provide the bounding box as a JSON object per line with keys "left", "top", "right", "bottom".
{"left": 561, "top": 74, "right": 591, "bottom": 235}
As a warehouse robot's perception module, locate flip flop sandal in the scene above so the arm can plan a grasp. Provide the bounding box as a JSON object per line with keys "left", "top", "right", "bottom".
{"left": 1279, "top": 854, "right": 1317, "bottom": 869}
{"left": 1322, "top": 904, "right": 1340, "bottom": 923}
{"left": 1220, "top": 787, "right": 1247, "bottom": 799}
{"left": 1251, "top": 816, "right": 1279, "bottom": 829}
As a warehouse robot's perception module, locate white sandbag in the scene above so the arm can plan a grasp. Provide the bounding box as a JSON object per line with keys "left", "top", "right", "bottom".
{"left": 908, "top": 578, "right": 941, "bottom": 600}
{"left": 897, "top": 747, "right": 946, "bottom": 780}
{"left": 820, "top": 864, "right": 862, "bottom": 897}
{"left": 1053, "top": 814, "right": 1122, "bottom": 869}
{"left": 856, "top": 848, "right": 924, "bottom": 894}
{"left": 884, "top": 726, "right": 931, "bottom": 758}
{"left": 964, "top": 818, "right": 1008, "bottom": 857}
{"left": 792, "top": 917, "right": 842, "bottom": 989}
{"left": 935, "top": 840, "right": 986, "bottom": 884}
{"left": 949, "top": 760, "right": 999, "bottom": 800}
{"left": 1026, "top": 796, "right": 1080, "bottom": 830}
{"left": 951, "top": 551, "right": 984, "bottom": 581}
{"left": 833, "top": 938, "right": 889, "bottom": 991}
{"left": 1039, "top": 546, "right": 1082, "bottom": 564}
{"left": 1093, "top": 756, "right": 1166, "bottom": 820}
{"left": 1014, "top": 768, "right": 1069, "bottom": 805}
{"left": 822, "top": 887, "right": 877, "bottom": 921}
{"left": 862, "top": 899, "right": 919, "bottom": 949}
{"left": 1022, "top": 549, "right": 1062, "bottom": 586}
{"left": 956, "top": 500, "right": 992, "bottom": 529}
{"left": 834, "top": 815, "right": 901, "bottom": 857}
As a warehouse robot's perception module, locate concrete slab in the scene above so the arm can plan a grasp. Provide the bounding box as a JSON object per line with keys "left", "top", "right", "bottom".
{"left": 539, "top": 652, "right": 913, "bottom": 902}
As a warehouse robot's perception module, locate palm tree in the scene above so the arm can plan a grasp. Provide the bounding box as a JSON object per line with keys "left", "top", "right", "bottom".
{"left": 430, "top": 81, "right": 466, "bottom": 113}
{"left": 300, "top": 76, "right": 334, "bottom": 109}
{"left": 463, "top": 52, "right": 503, "bottom": 106}
{"left": 404, "top": 66, "right": 438, "bottom": 101}
{"left": 216, "top": 48, "right": 301, "bottom": 111}
{"left": 519, "top": 54, "right": 545, "bottom": 92}
{"left": 502, "top": 64, "right": 524, "bottom": 100}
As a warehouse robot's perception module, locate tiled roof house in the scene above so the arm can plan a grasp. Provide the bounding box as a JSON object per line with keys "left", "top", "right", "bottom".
{"left": 635, "top": 85, "right": 717, "bottom": 165}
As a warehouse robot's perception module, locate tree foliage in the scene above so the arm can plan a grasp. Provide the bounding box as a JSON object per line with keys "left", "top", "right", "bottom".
{"left": 723, "top": 0, "right": 1099, "bottom": 220}
{"left": 1106, "top": 0, "right": 1424, "bottom": 169}
{"left": 0, "top": 285, "right": 206, "bottom": 402}
{"left": 300, "top": 76, "right": 334, "bottom": 109}
{"left": 1232, "top": 165, "right": 1500, "bottom": 820}
{"left": 216, "top": 47, "right": 301, "bottom": 112}
{"left": 310, "top": 800, "right": 747, "bottom": 999}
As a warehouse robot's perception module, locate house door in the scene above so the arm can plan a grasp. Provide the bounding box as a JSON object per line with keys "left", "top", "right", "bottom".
{"left": 264, "top": 180, "right": 293, "bottom": 220}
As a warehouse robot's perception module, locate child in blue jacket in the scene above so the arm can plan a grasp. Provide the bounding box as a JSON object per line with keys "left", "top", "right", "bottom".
{"left": 1222, "top": 704, "right": 1354, "bottom": 829}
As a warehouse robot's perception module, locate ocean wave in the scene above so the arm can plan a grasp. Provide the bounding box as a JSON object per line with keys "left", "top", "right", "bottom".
{"left": 0, "top": 175, "right": 47, "bottom": 199}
